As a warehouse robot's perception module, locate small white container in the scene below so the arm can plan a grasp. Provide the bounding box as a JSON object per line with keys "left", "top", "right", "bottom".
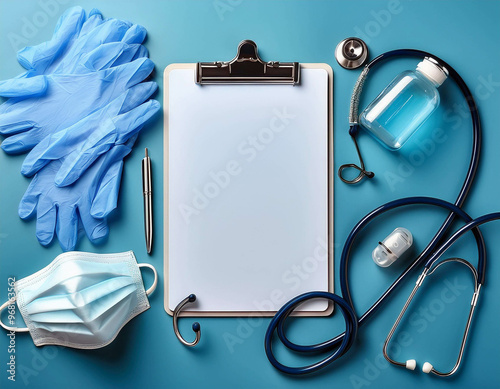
{"left": 372, "top": 227, "right": 413, "bottom": 267}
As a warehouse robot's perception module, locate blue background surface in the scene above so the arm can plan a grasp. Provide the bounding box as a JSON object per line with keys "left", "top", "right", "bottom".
{"left": 0, "top": 1, "right": 499, "bottom": 388}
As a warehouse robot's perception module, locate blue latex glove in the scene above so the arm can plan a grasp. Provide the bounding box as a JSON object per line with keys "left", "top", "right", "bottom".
{"left": 0, "top": 6, "right": 148, "bottom": 97}
{"left": 0, "top": 57, "right": 154, "bottom": 153}
{"left": 90, "top": 137, "right": 139, "bottom": 219}
{"left": 36, "top": 18, "right": 147, "bottom": 75}
{"left": 19, "top": 138, "right": 137, "bottom": 251}
{"left": 23, "top": 17, "right": 148, "bottom": 76}
{"left": 54, "top": 97, "right": 158, "bottom": 187}
{"left": 21, "top": 82, "right": 160, "bottom": 183}
{"left": 0, "top": 6, "right": 88, "bottom": 98}
{"left": 16, "top": 7, "right": 100, "bottom": 75}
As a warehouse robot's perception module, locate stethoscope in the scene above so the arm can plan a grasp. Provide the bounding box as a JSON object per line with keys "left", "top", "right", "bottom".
{"left": 264, "top": 47, "right": 498, "bottom": 376}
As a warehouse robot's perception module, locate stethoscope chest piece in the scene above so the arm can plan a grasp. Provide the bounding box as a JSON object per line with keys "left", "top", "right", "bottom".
{"left": 335, "top": 37, "right": 369, "bottom": 69}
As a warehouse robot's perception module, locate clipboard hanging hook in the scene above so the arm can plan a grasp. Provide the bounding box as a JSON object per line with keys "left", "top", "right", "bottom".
{"left": 234, "top": 39, "right": 260, "bottom": 63}
{"left": 196, "top": 40, "right": 300, "bottom": 85}
{"left": 173, "top": 294, "right": 201, "bottom": 347}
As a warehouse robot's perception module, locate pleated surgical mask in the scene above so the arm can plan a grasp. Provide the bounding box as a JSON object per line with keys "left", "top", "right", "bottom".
{"left": 0, "top": 251, "right": 157, "bottom": 349}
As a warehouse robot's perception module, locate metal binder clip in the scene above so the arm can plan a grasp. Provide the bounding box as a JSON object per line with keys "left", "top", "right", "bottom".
{"left": 196, "top": 40, "right": 300, "bottom": 85}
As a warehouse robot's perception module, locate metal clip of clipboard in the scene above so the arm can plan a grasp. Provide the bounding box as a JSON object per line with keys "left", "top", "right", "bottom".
{"left": 196, "top": 40, "right": 300, "bottom": 85}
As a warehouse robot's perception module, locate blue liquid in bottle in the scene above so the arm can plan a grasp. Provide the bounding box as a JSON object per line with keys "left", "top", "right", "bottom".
{"left": 360, "top": 58, "right": 448, "bottom": 150}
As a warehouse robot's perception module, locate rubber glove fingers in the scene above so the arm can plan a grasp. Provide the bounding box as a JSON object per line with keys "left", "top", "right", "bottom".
{"left": 79, "top": 206, "right": 110, "bottom": 244}
{"left": 18, "top": 162, "right": 60, "bottom": 246}
{"left": 45, "top": 20, "right": 146, "bottom": 75}
{"left": 18, "top": 169, "right": 45, "bottom": 220}
{"left": 18, "top": 150, "right": 118, "bottom": 251}
{"left": 82, "top": 42, "right": 147, "bottom": 72}
{"left": 89, "top": 160, "right": 125, "bottom": 219}
{"left": 0, "top": 76, "right": 47, "bottom": 98}
{"left": 36, "top": 197, "right": 58, "bottom": 246}
{"left": 77, "top": 9, "right": 104, "bottom": 37}
{"left": 114, "top": 99, "right": 161, "bottom": 143}
{"left": 117, "top": 81, "right": 158, "bottom": 114}
{"left": 55, "top": 99, "right": 160, "bottom": 187}
{"left": 4, "top": 9, "right": 144, "bottom": 96}
{"left": 55, "top": 205, "right": 79, "bottom": 250}
{"left": 48, "top": 18, "right": 133, "bottom": 75}
{"left": 0, "top": 57, "right": 154, "bottom": 153}
{"left": 16, "top": 6, "right": 87, "bottom": 74}
{"left": 132, "top": 45, "right": 149, "bottom": 60}
{"left": 90, "top": 135, "right": 138, "bottom": 219}
{"left": 0, "top": 6, "right": 87, "bottom": 98}
{"left": 21, "top": 81, "right": 157, "bottom": 177}
{"left": 102, "top": 56, "right": 155, "bottom": 90}
{"left": 121, "top": 24, "right": 147, "bottom": 44}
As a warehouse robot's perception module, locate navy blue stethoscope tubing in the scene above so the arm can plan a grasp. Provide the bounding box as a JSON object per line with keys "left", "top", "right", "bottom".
{"left": 351, "top": 49, "right": 485, "bottom": 325}
{"left": 265, "top": 49, "right": 486, "bottom": 375}
{"left": 265, "top": 291, "right": 359, "bottom": 374}
{"left": 364, "top": 51, "right": 484, "bottom": 285}
{"left": 267, "top": 197, "right": 483, "bottom": 357}
{"left": 265, "top": 207, "right": 498, "bottom": 375}
{"left": 424, "top": 212, "right": 499, "bottom": 269}
{"left": 276, "top": 198, "right": 485, "bottom": 355}
{"left": 339, "top": 199, "right": 486, "bottom": 315}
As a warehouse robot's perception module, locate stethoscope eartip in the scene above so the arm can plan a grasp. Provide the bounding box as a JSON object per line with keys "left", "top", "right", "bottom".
{"left": 422, "top": 362, "right": 433, "bottom": 374}
{"left": 405, "top": 359, "right": 416, "bottom": 371}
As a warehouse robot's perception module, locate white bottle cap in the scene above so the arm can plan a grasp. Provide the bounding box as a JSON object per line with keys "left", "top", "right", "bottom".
{"left": 417, "top": 58, "right": 448, "bottom": 87}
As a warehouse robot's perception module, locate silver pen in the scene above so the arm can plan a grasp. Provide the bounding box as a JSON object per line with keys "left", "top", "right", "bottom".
{"left": 142, "top": 148, "right": 153, "bottom": 254}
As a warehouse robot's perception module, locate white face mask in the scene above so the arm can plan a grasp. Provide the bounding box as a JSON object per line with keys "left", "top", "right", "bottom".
{"left": 0, "top": 251, "right": 157, "bottom": 349}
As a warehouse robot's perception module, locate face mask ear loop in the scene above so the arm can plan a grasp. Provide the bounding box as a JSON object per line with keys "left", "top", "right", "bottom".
{"left": 0, "top": 298, "right": 29, "bottom": 332}
{"left": 138, "top": 263, "right": 158, "bottom": 296}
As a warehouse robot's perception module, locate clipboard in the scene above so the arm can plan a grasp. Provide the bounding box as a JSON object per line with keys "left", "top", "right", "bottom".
{"left": 164, "top": 41, "right": 334, "bottom": 317}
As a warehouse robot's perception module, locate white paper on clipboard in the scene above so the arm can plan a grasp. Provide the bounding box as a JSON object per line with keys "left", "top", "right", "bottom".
{"left": 164, "top": 63, "right": 333, "bottom": 317}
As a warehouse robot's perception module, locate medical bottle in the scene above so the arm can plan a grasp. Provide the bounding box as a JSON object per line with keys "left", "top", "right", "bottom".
{"left": 359, "top": 58, "right": 448, "bottom": 150}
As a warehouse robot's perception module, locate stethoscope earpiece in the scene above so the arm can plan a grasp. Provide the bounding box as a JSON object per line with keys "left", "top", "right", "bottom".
{"left": 405, "top": 359, "right": 416, "bottom": 371}
{"left": 406, "top": 359, "right": 433, "bottom": 374}
{"left": 422, "top": 362, "right": 433, "bottom": 374}
{"left": 404, "top": 360, "right": 433, "bottom": 373}
{"left": 383, "top": 258, "right": 481, "bottom": 377}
